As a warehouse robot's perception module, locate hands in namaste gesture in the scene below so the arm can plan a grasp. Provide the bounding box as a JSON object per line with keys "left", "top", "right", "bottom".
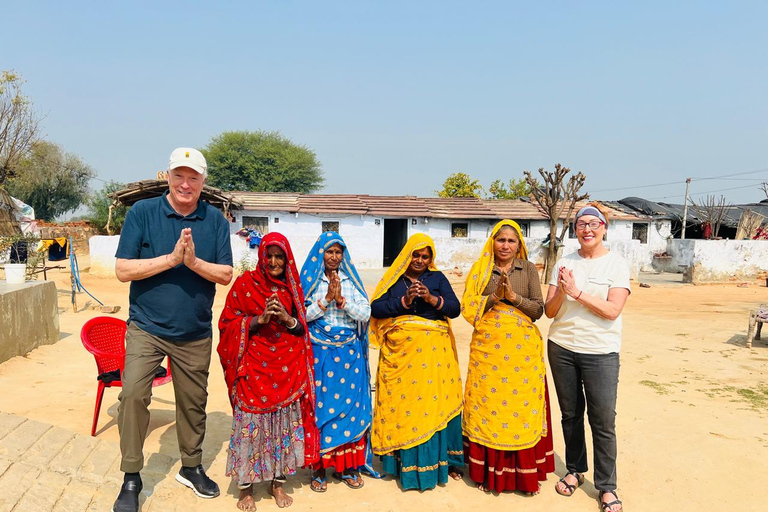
{"left": 493, "top": 271, "right": 517, "bottom": 303}
{"left": 324, "top": 270, "right": 345, "bottom": 308}
{"left": 257, "top": 293, "right": 291, "bottom": 325}
{"left": 404, "top": 280, "right": 438, "bottom": 308}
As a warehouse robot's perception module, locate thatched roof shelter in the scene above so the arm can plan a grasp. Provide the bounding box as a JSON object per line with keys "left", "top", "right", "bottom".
{"left": 109, "top": 179, "right": 242, "bottom": 213}
{"left": 105, "top": 178, "right": 242, "bottom": 235}
{"left": 0, "top": 188, "right": 22, "bottom": 237}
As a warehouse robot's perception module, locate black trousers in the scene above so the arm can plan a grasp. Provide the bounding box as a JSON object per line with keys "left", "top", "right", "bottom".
{"left": 548, "top": 340, "right": 620, "bottom": 491}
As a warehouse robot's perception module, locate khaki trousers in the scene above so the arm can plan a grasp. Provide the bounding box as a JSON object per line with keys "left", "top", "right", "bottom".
{"left": 118, "top": 323, "right": 212, "bottom": 473}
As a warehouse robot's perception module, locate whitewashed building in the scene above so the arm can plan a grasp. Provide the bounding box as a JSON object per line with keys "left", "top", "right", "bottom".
{"left": 228, "top": 193, "right": 659, "bottom": 276}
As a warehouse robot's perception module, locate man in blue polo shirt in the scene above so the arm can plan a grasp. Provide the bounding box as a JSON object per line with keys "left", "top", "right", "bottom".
{"left": 112, "top": 147, "right": 233, "bottom": 512}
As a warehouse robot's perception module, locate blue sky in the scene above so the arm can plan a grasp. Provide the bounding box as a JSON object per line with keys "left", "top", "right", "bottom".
{"left": 4, "top": 1, "right": 767, "bottom": 204}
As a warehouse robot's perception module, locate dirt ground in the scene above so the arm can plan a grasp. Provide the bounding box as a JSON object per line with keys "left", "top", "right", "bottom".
{"left": 0, "top": 260, "right": 766, "bottom": 512}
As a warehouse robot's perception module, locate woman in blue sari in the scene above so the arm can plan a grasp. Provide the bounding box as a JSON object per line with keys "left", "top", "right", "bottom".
{"left": 300, "top": 231, "right": 378, "bottom": 492}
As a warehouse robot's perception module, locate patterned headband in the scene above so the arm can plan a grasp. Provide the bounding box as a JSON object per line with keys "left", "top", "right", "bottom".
{"left": 574, "top": 206, "right": 607, "bottom": 224}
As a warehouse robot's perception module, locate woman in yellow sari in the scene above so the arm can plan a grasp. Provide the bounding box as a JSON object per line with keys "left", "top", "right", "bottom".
{"left": 461, "top": 220, "right": 554, "bottom": 494}
{"left": 370, "top": 233, "right": 464, "bottom": 490}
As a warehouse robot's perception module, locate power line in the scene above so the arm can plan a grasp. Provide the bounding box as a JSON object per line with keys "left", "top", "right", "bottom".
{"left": 589, "top": 180, "right": 681, "bottom": 193}
{"left": 691, "top": 168, "right": 768, "bottom": 180}
{"left": 648, "top": 183, "right": 758, "bottom": 201}
{"left": 590, "top": 168, "right": 767, "bottom": 194}
{"left": 701, "top": 177, "right": 766, "bottom": 181}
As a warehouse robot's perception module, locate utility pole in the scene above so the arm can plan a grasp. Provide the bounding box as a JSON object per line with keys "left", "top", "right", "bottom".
{"left": 681, "top": 178, "right": 691, "bottom": 239}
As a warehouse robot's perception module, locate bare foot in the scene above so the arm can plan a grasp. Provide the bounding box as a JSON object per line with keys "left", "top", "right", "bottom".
{"left": 448, "top": 466, "right": 464, "bottom": 481}
{"left": 270, "top": 481, "right": 293, "bottom": 508}
{"left": 237, "top": 486, "right": 256, "bottom": 512}
{"left": 477, "top": 482, "right": 490, "bottom": 492}
{"left": 524, "top": 483, "right": 542, "bottom": 496}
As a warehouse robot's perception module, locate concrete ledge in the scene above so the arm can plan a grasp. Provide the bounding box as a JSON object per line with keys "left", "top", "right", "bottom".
{"left": 0, "top": 281, "right": 60, "bottom": 364}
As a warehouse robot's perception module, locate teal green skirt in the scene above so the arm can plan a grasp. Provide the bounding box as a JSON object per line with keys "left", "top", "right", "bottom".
{"left": 381, "top": 414, "right": 464, "bottom": 490}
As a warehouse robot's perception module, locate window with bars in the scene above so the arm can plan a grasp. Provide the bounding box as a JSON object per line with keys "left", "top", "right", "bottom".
{"left": 243, "top": 216, "right": 269, "bottom": 234}
{"left": 632, "top": 223, "right": 648, "bottom": 244}
{"left": 322, "top": 221, "right": 340, "bottom": 233}
{"left": 451, "top": 222, "right": 469, "bottom": 238}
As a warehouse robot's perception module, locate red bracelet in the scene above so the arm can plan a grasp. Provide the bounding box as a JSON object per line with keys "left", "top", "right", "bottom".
{"left": 576, "top": 290, "right": 583, "bottom": 300}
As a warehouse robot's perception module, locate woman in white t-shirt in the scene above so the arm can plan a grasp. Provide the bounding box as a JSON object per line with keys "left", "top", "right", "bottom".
{"left": 544, "top": 204, "right": 630, "bottom": 512}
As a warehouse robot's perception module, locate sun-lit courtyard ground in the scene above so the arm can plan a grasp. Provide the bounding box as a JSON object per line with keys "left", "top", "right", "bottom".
{"left": 0, "top": 261, "right": 766, "bottom": 511}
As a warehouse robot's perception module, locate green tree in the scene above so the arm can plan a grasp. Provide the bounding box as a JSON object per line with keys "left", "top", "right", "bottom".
{"left": 5, "top": 140, "right": 95, "bottom": 220}
{"left": 202, "top": 130, "right": 323, "bottom": 192}
{"left": 487, "top": 178, "right": 533, "bottom": 199}
{"left": 436, "top": 172, "right": 484, "bottom": 198}
{"left": 84, "top": 180, "right": 128, "bottom": 234}
{"left": 0, "top": 71, "right": 41, "bottom": 184}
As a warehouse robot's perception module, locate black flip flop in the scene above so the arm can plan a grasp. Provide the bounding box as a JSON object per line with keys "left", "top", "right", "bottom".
{"left": 555, "top": 471, "right": 584, "bottom": 497}
{"left": 599, "top": 490, "right": 623, "bottom": 512}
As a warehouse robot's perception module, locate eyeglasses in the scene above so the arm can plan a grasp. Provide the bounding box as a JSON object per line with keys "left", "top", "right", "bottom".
{"left": 575, "top": 220, "right": 604, "bottom": 230}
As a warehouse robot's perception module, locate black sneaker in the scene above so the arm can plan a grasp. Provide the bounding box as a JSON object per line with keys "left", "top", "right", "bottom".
{"left": 176, "top": 464, "right": 220, "bottom": 498}
{"left": 112, "top": 480, "right": 143, "bottom": 512}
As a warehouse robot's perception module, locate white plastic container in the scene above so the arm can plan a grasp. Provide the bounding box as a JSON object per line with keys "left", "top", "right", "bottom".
{"left": 4, "top": 263, "right": 26, "bottom": 284}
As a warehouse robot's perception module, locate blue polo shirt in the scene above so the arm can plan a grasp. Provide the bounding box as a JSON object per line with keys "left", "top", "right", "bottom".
{"left": 115, "top": 191, "right": 233, "bottom": 341}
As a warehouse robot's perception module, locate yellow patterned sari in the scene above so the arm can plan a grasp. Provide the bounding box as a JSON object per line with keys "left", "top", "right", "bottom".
{"left": 370, "top": 233, "right": 463, "bottom": 455}
{"left": 461, "top": 220, "right": 547, "bottom": 450}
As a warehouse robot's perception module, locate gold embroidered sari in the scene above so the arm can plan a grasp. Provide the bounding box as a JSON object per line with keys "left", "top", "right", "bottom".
{"left": 460, "top": 220, "right": 547, "bottom": 450}
{"left": 369, "top": 233, "right": 463, "bottom": 454}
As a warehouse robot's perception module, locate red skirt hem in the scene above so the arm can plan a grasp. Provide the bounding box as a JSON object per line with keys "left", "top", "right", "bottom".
{"left": 311, "top": 436, "right": 367, "bottom": 472}
{"left": 463, "top": 384, "right": 555, "bottom": 493}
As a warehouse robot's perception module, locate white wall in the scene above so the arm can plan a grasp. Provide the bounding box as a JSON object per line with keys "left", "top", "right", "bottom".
{"left": 88, "top": 235, "right": 120, "bottom": 276}
{"left": 666, "top": 239, "right": 768, "bottom": 283}
{"left": 89, "top": 215, "right": 647, "bottom": 280}
{"left": 232, "top": 211, "right": 651, "bottom": 276}
{"left": 233, "top": 210, "right": 385, "bottom": 269}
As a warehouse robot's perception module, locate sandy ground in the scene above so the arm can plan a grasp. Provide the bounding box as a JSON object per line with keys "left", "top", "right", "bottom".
{"left": 0, "top": 260, "right": 766, "bottom": 512}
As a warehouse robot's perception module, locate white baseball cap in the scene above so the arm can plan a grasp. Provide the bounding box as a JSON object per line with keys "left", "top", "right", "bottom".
{"left": 168, "top": 147, "right": 207, "bottom": 176}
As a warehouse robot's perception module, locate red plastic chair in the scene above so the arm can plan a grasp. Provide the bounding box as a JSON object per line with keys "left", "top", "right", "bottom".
{"left": 80, "top": 317, "right": 173, "bottom": 436}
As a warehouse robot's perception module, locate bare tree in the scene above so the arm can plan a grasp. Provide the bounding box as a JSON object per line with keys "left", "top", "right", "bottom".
{"left": 0, "top": 71, "right": 41, "bottom": 185}
{"left": 524, "top": 164, "right": 589, "bottom": 282}
{"left": 760, "top": 182, "right": 768, "bottom": 200}
{"left": 735, "top": 208, "right": 766, "bottom": 240}
{"left": 693, "top": 195, "right": 730, "bottom": 239}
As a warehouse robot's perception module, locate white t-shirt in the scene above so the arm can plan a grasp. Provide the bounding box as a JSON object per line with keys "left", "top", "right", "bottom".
{"left": 547, "top": 251, "right": 631, "bottom": 354}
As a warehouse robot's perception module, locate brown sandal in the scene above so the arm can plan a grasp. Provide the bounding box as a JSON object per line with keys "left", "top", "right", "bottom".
{"left": 555, "top": 471, "right": 584, "bottom": 497}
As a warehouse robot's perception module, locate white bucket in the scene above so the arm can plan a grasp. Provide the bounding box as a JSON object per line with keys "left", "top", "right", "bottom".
{"left": 4, "top": 263, "right": 26, "bottom": 284}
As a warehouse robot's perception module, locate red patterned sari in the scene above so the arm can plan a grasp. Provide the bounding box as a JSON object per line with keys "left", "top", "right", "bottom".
{"left": 218, "top": 232, "right": 319, "bottom": 467}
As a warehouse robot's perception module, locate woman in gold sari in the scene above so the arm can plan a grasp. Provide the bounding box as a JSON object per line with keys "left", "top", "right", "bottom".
{"left": 461, "top": 220, "right": 554, "bottom": 494}
{"left": 370, "top": 233, "right": 464, "bottom": 490}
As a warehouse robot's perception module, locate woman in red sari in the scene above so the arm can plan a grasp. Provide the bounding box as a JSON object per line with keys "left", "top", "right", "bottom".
{"left": 218, "top": 233, "right": 319, "bottom": 511}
